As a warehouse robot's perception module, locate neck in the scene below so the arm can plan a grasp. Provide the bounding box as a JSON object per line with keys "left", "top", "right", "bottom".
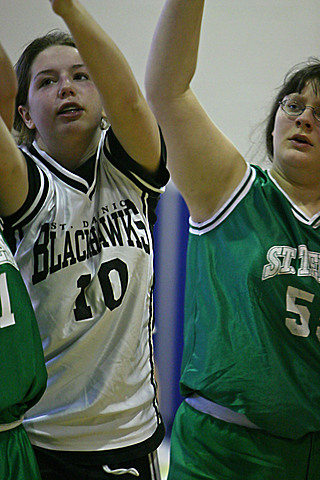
{"left": 35, "top": 128, "right": 101, "bottom": 171}
{"left": 270, "top": 168, "right": 320, "bottom": 217}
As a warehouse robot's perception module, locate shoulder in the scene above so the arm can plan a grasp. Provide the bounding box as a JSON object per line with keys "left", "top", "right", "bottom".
{"left": 103, "top": 127, "right": 169, "bottom": 191}
{"left": 189, "top": 164, "right": 263, "bottom": 235}
{"left": 4, "top": 146, "right": 50, "bottom": 230}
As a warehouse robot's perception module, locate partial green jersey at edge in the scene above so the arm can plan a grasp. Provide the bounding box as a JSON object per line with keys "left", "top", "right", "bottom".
{"left": 180, "top": 165, "right": 320, "bottom": 439}
{"left": 0, "top": 231, "right": 47, "bottom": 423}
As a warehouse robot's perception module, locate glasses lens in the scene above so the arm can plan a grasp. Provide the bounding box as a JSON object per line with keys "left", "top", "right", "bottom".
{"left": 314, "top": 107, "right": 320, "bottom": 121}
{"left": 282, "top": 98, "right": 304, "bottom": 116}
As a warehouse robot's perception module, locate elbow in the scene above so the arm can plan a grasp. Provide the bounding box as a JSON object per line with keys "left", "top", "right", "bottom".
{"left": 144, "top": 76, "right": 160, "bottom": 110}
{"left": 11, "top": 76, "right": 18, "bottom": 99}
{"left": 145, "top": 67, "right": 191, "bottom": 116}
{"left": 144, "top": 76, "right": 172, "bottom": 118}
{"left": 145, "top": 90, "right": 160, "bottom": 119}
{"left": 145, "top": 62, "right": 172, "bottom": 110}
{"left": 2, "top": 75, "right": 18, "bottom": 105}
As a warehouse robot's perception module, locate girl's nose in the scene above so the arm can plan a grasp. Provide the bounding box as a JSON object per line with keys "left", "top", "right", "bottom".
{"left": 58, "top": 78, "right": 75, "bottom": 98}
{"left": 295, "top": 108, "right": 314, "bottom": 130}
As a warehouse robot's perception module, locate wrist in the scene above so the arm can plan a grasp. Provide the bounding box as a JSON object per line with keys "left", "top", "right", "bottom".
{"left": 51, "top": 0, "right": 79, "bottom": 20}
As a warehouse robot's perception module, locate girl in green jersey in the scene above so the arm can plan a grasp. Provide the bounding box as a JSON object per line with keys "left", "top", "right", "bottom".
{"left": 146, "top": 1, "right": 320, "bottom": 479}
{"left": 0, "top": 42, "right": 47, "bottom": 480}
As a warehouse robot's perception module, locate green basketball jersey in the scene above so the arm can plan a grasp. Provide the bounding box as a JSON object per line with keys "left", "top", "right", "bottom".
{"left": 0, "top": 228, "right": 47, "bottom": 425}
{"left": 181, "top": 165, "right": 320, "bottom": 439}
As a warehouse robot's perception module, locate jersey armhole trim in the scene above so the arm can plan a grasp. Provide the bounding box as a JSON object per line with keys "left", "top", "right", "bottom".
{"left": 10, "top": 166, "right": 49, "bottom": 230}
{"left": 189, "top": 164, "right": 255, "bottom": 235}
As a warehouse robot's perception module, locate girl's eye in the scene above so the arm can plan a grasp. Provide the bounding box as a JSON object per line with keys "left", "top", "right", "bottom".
{"left": 40, "top": 78, "right": 55, "bottom": 87}
{"left": 287, "top": 101, "right": 300, "bottom": 111}
{"left": 74, "top": 72, "right": 89, "bottom": 81}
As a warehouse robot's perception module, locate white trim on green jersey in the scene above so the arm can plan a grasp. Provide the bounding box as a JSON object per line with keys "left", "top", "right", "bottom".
{"left": 181, "top": 164, "right": 320, "bottom": 439}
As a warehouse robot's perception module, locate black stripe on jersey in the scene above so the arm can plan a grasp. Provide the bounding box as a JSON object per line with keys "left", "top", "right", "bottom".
{"left": 311, "top": 217, "right": 320, "bottom": 228}
{"left": 190, "top": 166, "right": 255, "bottom": 233}
{"left": 3, "top": 163, "right": 49, "bottom": 253}
{"left": 103, "top": 129, "right": 167, "bottom": 228}
{"left": 141, "top": 191, "right": 148, "bottom": 218}
{"left": 29, "top": 144, "right": 90, "bottom": 194}
{"left": 104, "top": 144, "right": 161, "bottom": 196}
{"left": 290, "top": 205, "right": 320, "bottom": 229}
{"left": 104, "top": 128, "right": 169, "bottom": 195}
{"left": 14, "top": 180, "right": 49, "bottom": 233}
{"left": 104, "top": 144, "right": 162, "bottom": 229}
{"left": 148, "top": 280, "right": 163, "bottom": 425}
{"left": 148, "top": 451, "right": 161, "bottom": 480}
{"left": 88, "top": 183, "right": 97, "bottom": 201}
{"left": 268, "top": 171, "right": 320, "bottom": 229}
{"left": 3, "top": 154, "right": 49, "bottom": 243}
{"left": 87, "top": 156, "right": 98, "bottom": 201}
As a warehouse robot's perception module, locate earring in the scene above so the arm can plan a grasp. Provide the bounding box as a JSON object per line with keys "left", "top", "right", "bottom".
{"left": 100, "top": 116, "right": 109, "bottom": 130}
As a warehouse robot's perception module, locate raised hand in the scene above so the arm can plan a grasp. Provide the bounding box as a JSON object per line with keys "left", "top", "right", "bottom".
{"left": 0, "top": 42, "right": 18, "bottom": 130}
{"left": 48, "top": 0, "right": 76, "bottom": 17}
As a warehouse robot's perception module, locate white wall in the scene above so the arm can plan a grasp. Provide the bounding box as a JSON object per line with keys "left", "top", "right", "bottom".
{"left": 2, "top": 1, "right": 163, "bottom": 96}
{"left": 196, "top": 1, "right": 320, "bottom": 161}
{"left": 3, "top": 0, "right": 320, "bottom": 160}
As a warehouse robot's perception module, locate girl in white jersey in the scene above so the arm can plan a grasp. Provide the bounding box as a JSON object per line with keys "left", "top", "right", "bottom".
{"left": 0, "top": 0, "right": 169, "bottom": 479}
{"left": 146, "top": 1, "right": 320, "bottom": 479}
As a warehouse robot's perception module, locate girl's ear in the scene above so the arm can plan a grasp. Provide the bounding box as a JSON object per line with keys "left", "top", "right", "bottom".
{"left": 18, "top": 105, "right": 36, "bottom": 130}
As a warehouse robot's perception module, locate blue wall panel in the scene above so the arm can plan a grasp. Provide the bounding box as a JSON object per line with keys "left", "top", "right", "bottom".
{"left": 153, "top": 183, "right": 189, "bottom": 432}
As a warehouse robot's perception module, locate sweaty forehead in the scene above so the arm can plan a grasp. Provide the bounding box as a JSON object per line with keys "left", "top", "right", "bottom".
{"left": 31, "top": 45, "right": 83, "bottom": 76}
{"left": 296, "top": 80, "right": 320, "bottom": 98}
{"left": 287, "top": 82, "right": 320, "bottom": 102}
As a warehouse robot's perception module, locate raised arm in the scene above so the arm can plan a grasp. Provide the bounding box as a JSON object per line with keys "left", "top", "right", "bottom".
{"left": 0, "top": 44, "right": 28, "bottom": 217}
{"left": 145, "top": 0, "right": 246, "bottom": 221}
{"left": 49, "top": 0, "right": 161, "bottom": 173}
{"left": 0, "top": 44, "right": 18, "bottom": 131}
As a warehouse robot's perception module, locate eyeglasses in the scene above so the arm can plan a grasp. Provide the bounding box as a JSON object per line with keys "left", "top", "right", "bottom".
{"left": 279, "top": 97, "right": 320, "bottom": 122}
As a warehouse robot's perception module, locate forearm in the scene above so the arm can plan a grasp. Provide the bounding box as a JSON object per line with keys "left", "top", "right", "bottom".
{"left": 0, "top": 117, "right": 28, "bottom": 217}
{"left": 52, "top": 0, "right": 142, "bottom": 123}
{"left": 0, "top": 43, "right": 18, "bottom": 131}
{"left": 145, "top": 0, "right": 205, "bottom": 103}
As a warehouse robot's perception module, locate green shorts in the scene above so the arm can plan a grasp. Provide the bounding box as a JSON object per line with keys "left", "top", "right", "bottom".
{"left": 168, "top": 400, "right": 320, "bottom": 480}
{"left": 0, "top": 424, "right": 41, "bottom": 480}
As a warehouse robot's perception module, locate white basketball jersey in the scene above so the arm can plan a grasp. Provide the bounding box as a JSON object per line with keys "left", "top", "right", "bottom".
{"left": 6, "top": 130, "right": 167, "bottom": 453}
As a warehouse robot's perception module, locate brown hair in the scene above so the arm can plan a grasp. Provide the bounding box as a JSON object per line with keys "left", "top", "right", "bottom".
{"left": 14, "top": 30, "right": 76, "bottom": 145}
{"left": 265, "top": 58, "right": 320, "bottom": 160}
